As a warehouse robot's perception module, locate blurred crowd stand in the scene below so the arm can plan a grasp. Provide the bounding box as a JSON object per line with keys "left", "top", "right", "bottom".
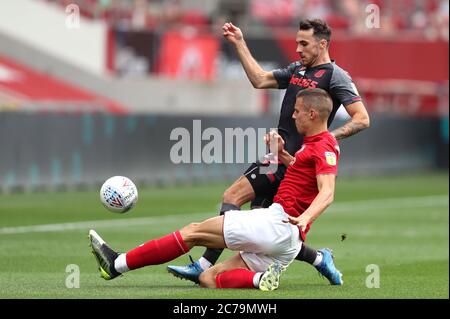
{"left": 43, "top": 0, "right": 449, "bottom": 40}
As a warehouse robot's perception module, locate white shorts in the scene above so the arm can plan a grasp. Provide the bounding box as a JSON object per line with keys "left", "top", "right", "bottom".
{"left": 223, "top": 203, "right": 302, "bottom": 272}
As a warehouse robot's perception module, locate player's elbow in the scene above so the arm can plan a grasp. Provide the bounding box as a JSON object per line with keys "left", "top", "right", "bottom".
{"left": 251, "top": 78, "right": 264, "bottom": 89}
{"left": 252, "top": 72, "right": 271, "bottom": 89}
{"left": 361, "top": 115, "right": 370, "bottom": 129}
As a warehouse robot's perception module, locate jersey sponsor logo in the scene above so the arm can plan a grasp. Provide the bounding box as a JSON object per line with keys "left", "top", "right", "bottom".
{"left": 314, "top": 69, "right": 326, "bottom": 78}
{"left": 289, "top": 76, "right": 318, "bottom": 88}
{"left": 324, "top": 151, "right": 337, "bottom": 166}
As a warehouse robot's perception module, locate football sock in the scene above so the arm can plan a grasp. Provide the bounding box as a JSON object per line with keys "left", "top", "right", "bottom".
{"left": 201, "top": 203, "right": 240, "bottom": 265}
{"left": 114, "top": 253, "right": 129, "bottom": 273}
{"left": 216, "top": 268, "right": 260, "bottom": 288}
{"left": 198, "top": 257, "right": 213, "bottom": 271}
{"left": 125, "top": 230, "right": 190, "bottom": 270}
{"left": 202, "top": 248, "right": 224, "bottom": 266}
{"left": 252, "top": 272, "right": 263, "bottom": 287}
{"left": 295, "top": 244, "right": 318, "bottom": 265}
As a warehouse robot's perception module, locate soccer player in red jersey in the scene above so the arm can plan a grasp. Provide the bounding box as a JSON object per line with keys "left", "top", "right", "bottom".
{"left": 89, "top": 88, "right": 341, "bottom": 290}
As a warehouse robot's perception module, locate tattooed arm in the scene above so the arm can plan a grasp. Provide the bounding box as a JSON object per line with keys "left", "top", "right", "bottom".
{"left": 331, "top": 101, "right": 370, "bottom": 140}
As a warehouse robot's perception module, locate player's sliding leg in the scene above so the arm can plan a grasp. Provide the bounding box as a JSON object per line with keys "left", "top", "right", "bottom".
{"left": 89, "top": 216, "right": 226, "bottom": 280}
{"left": 167, "top": 175, "right": 255, "bottom": 283}
{"left": 89, "top": 229, "right": 190, "bottom": 280}
{"left": 295, "top": 246, "right": 343, "bottom": 285}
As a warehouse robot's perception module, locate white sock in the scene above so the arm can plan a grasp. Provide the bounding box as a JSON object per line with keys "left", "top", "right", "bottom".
{"left": 253, "top": 272, "right": 263, "bottom": 288}
{"left": 198, "top": 257, "right": 213, "bottom": 271}
{"left": 312, "top": 251, "right": 323, "bottom": 266}
{"left": 114, "top": 253, "right": 129, "bottom": 273}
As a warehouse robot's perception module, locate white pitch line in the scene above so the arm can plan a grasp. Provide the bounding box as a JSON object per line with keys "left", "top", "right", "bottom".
{"left": 0, "top": 195, "right": 447, "bottom": 235}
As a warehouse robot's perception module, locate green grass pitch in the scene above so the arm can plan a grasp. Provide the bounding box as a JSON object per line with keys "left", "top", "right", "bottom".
{"left": 0, "top": 173, "right": 448, "bottom": 299}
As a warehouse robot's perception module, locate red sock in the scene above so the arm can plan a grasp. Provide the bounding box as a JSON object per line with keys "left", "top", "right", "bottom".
{"left": 125, "top": 230, "right": 189, "bottom": 270}
{"left": 216, "top": 268, "right": 258, "bottom": 289}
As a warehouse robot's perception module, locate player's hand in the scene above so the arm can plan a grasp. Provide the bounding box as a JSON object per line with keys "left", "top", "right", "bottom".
{"left": 222, "top": 22, "right": 244, "bottom": 44}
{"left": 283, "top": 215, "right": 309, "bottom": 232}
{"left": 264, "top": 130, "right": 284, "bottom": 154}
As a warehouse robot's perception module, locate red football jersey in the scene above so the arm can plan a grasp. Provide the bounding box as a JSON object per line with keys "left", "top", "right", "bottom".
{"left": 273, "top": 131, "right": 339, "bottom": 240}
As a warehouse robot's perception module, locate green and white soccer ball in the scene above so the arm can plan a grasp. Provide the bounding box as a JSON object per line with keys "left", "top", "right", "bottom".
{"left": 100, "top": 176, "right": 138, "bottom": 213}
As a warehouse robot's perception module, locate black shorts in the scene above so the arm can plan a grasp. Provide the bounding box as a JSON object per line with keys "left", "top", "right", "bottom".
{"left": 243, "top": 153, "right": 287, "bottom": 208}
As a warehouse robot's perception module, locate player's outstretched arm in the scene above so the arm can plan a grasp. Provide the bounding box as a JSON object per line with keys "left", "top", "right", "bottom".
{"left": 286, "top": 174, "right": 336, "bottom": 231}
{"left": 222, "top": 22, "right": 278, "bottom": 89}
{"left": 331, "top": 101, "right": 370, "bottom": 140}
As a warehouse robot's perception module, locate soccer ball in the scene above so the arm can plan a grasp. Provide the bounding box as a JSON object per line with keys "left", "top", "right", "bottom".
{"left": 100, "top": 176, "right": 138, "bottom": 213}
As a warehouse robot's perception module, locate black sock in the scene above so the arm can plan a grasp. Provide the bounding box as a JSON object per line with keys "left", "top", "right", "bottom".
{"left": 295, "top": 244, "right": 318, "bottom": 265}
{"left": 202, "top": 203, "right": 240, "bottom": 265}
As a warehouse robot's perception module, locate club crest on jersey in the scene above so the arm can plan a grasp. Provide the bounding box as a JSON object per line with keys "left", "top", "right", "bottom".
{"left": 324, "top": 151, "right": 337, "bottom": 166}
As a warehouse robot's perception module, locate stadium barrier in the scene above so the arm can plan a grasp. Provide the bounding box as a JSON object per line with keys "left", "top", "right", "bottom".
{"left": 0, "top": 112, "right": 444, "bottom": 193}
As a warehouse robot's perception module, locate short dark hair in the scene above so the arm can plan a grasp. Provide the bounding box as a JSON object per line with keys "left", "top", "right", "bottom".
{"left": 296, "top": 88, "right": 333, "bottom": 120}
{"left": 299, "top": 19, "right": 332, "bottom": 46}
